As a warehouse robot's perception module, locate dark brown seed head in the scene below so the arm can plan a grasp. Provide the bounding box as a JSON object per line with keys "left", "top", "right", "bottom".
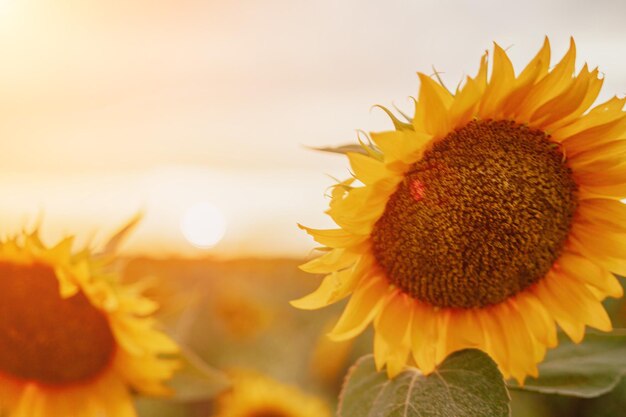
{"left": 0, "top": 262, "right": 116, "bottom": 385}
{"left": 371, "top": 120, "right": 578, "bottom": 308}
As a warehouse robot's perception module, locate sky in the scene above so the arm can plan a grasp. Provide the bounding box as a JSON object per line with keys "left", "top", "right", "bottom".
{"left": 1, "top": 0, "right": 625, "bottom": 257}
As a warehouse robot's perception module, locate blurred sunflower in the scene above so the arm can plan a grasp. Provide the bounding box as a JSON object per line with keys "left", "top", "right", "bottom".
{"left": 293, "top": 38, "right": 626, "bottom": 383}
{"left": 309, "top": 319, "right": 354, "bottom": 387}
{"left": 212, "top": 289, "right": 274, "bottom": 341}
{"left": 213, "top": 371, "right": 330, "bottom": 417}
{"left": 0, "top": 230, "right": 179, "bottom": 416}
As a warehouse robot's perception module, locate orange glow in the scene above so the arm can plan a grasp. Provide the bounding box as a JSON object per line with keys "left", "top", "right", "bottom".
{"left": 1, "top": 2, "right": 622, "bottom": 257}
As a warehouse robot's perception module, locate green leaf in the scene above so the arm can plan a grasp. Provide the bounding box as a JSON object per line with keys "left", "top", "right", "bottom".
{"left": 338, "top": 350, "right": 510, "bottom": 417}
{"left": 168, "top": 345, "right": 231, "bottom": 402}
{"left": 134, "top": 346, "right": 229, "bottom": 416}
{"left": 135, "top": 398, "right": 189, "bottom": 417}
{"left": 308, "top": 144, "right": 368, "bottom": 155}
{"left": 101, "top": 211, "right": 143, "bottom": 255}
{"left": 605, "top": 276, "right": 626, "bottom": 327}
{"left": 371, "top": 104, "right": 413, "bottom": 131}
{"left": 510, "top": 331, "right": 626, "bottom": 398}
{"left": 576, "top": 375, "right": 626, "bottom": 417}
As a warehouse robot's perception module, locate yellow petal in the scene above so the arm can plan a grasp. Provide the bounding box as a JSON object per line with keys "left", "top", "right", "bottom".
{"left": 501, "top": 54, "right": 548, "bottom": 118}
{"left": 410, "top": 302, "right": 440, "bottom": 374}
{"left": 114, "top": 351, "right": 177, "bottom": 394}
{"left": 328, "top": 185, "right": 372, "bottom": 220}
{"left": 373, "top": 330, "right": 391, "bottom": 371}
{"left": 370, "top": 130, "right": 430, "bottom": 164}
{"left": 413, "top": 73, "right": 451, "bottom": 137}
{"left": 577, "top": 198, "right": 626, "bottom": 234}
{"left": 290, "top": 266, "right": 361, "bottom": 310}
{"left": 347, "top": 152, "right": 390, "bottom": 185}
{"left": 552, "top": 273, "right": 613, "bottom": 332}
{"left": 332, "top": 176, "right": 403, "bottom": 233}
{"left": 498, "top": 302, "right": 539, "bottom": 382}
{"left": 543, "top": 66, "right": 603, "bottom": 131}
{"left": 48, "top": 236, "right": 74, "bottom": 261}
{"left": 374, "top": 292, "right": 414, "bottom": 377}
{"left": 516, "top": 37, "right": 551, "bottom": 87}
{"left": 515, "top": 293, "right": 557, "bottom": 348}
{"left": 557, "top": 251, "right": 624, "bottom": 298}
{"left": 500, "top": 36, "right": 550, "bottom": 120}
{"left": 574, "top": 160, "right": 626, "bottom": 187}
{"left": 530, "top": 65, "right": 596, "bottom": 128}
{"left": 12, "top": 384, "right": 45, "bottom": 417}
{"left": 98, "top": 375, "right": 138, "bottom": 417}
{"left": 478, "top": 43, "right": 516, "bottom": 119}
{"left": 39, "top": 391, "right": 75, "bottom": 417}
{"left": 449, "top": 76, "right": 481, "bottom": 128}
{"left": 110, "top": 316, "right": 179, "bottom": 356}
{"left": 569, "top": 224, "right": 626, "bottom": 259}
{"left": 553, "top": 96, "right": 626, "bottom": 141}
{"left": 440, "top": 309, "right": 485, "bottom": 361}
{"left": 427, "top": 76, "right": 454, "bottom": 108}
{"left": 54, "top": 267, "right": 80, "bottom": 298}
{"left": 474, "top": 51, "right": 489, "bottom": 92}
{"left": 556, "top": 104, "right": 626, "bottom": 148}
{"left": 569, "top": 140, "right": 626, "bottom": 173}
{"left": 516, "top": 38, "right": 576, "bottom": 121}
{"left": 582, "top": 184, "right": 626, "bottom": 200}
{"left": 298, "top": 225, "right": 367, "bottom": 248}
{"left": 567, "top": 235, "right": 626, "bottom": 276}
{"left": 477, "top": 308, "right": 511, "bottom": 379}
{"left": 328, "top": 275, "right": 389, "bottom": 341}
{"left": 299, "top": 248, "right": 360, "bottom": 274}
{"left": 532, "top": 277, "right": 585, "bottom": 343}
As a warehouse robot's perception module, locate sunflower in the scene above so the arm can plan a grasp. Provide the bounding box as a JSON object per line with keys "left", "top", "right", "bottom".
{"left": 292, "top": 38, "right": 626, "bottom": 384}
{"left": 212, "top": 372, "right": 331, "bottom": 417}
{"left": 0, "top": 230, "right": 179, "bottom": 417}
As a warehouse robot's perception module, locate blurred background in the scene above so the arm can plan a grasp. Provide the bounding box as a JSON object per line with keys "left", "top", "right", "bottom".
{"left": 1, "top": 0, "right": 625, "bottom": 416}
{"left": 2, "top": 0, "right": 626, "bottom": 257}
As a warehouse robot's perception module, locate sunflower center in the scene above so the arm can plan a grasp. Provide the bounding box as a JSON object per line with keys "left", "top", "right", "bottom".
{"left": 371, "top": 120, "right": 578, "bottom": 308}
{"left": 0, "top": 262, "right": 116, "bottom": 385}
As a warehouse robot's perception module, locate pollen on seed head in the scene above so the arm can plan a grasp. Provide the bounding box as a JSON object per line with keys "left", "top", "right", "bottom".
{"left": 409, "top": 179, "right": 426, "bottom": 202}
{"left": 371, "top": 120, "right": 578, "bottom": 309}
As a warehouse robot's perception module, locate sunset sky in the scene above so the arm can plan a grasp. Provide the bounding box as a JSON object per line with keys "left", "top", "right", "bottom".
{"left": 1, "top": 0, "right": 625, "bottom": 257}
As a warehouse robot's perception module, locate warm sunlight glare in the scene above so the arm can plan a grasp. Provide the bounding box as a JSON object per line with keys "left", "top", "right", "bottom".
{"left": 180, "top": 202, "right": 227, "bottom": 249}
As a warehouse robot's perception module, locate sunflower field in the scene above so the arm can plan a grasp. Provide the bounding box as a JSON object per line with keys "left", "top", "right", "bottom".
{"left": 1, "top": 1, "right": 625, "bottom": 416}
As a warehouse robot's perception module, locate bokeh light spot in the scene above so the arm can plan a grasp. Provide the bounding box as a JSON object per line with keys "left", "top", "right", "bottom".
{"left": 180, "top": 202, "right": 227, "bottom": 249}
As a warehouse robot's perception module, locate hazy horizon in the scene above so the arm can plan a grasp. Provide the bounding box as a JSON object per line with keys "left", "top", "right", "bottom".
{"left": 2, "top": 0, "right": 625, "bottom": 257}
